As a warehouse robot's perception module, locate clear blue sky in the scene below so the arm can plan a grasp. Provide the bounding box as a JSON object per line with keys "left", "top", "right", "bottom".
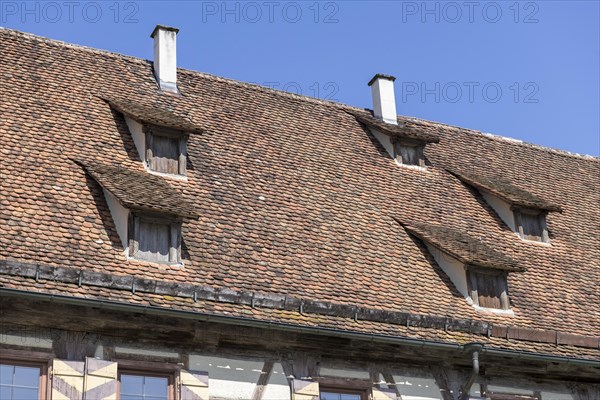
{"left": 2, "top": 1, "right": 599, "bottom": 156}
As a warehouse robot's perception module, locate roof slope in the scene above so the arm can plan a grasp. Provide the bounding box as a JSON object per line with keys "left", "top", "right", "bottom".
{"left": 1, "top": 28, "right": 599, "bottom": 359}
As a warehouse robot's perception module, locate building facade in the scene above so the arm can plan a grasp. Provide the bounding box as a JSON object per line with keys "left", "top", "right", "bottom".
{"left": 0, "top": 26, "right": 599, "bottom": 400}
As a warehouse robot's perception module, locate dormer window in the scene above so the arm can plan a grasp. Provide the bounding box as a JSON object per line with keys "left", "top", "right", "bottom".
{"left": 513, "top": 208, "right": 549, "bottom": 243}
{"left": 145, "top": 126, "right": 187, "bottom": 176}
{"left": 467, "top": 267, "right": 510, "bottom": 310}
{"left": 393, "top": 139, "right": 425, "bottom": 167}
{"left": 128, "top": 212, "right": 182, "bottom": 264}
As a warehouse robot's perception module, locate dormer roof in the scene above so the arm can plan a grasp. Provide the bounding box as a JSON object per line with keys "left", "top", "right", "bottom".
{"left": 102, "top": 96, "right": 204, "bottom": 134}
{"left": 74, "top": 159, "right": 198, "bottom": 218}
{"left": 398, "top": 220, "right": 524, "bottom": 272}
{"left": 349, "top": 110, "right": 440, "bottom": 143}
{"left": 446, "top": 167, "right": 563, "bottom": 213}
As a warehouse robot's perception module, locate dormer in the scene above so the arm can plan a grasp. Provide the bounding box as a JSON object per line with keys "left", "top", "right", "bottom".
{"left": 75, "top": 160, "right": 198, "bottom": 265}
{"left": 446, "top": 168, "right": 562, "bottom": 243}
{"left": 102, "top": 97, "right": 203, "bottom": 178}
{"left": 398, "top": 220, "right": 524, "bottom": 312}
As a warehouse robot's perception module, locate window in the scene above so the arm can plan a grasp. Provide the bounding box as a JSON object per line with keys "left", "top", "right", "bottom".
{"left": 467, "top": 268, "right": 510, "bottom": 310}
{"left": 128, "top": 213, "right": 182, "bottom": 264}
{"left": 119, "top": 372, "right": 172, "bottom": 400}
{"left": 145, "top": 126, "right": 187, "bottom": 175}
{"left": 0, "top": 363, "right": 44, "bottom": 400}
{"left": 513, "top": 208, "right": 548, "bottom": 242}
{"left": 321, "top": 390, "right": 365, "bottom": 400}
{"left": 393, "top": 140, "right": 424, "bottom": 167}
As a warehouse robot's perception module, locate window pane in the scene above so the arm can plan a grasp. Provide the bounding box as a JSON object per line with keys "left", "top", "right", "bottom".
{"left": 0, "top": 364, "right": 40, "bottom": 400}
{"left": 12, "top": 387, "right": 39, "bottom": 400}
{"left": 0, "top": 387, "right": 11, "bottom": 399}
{"left": 121, "top": 374, "right": 168, "bottom": 400}
{"left": 13, "top": 366, "right": 40, "bottom": 387}
{"left": 340, "top": 394, "right": 361, "bottom": 400}
{"left": 0, "top": 364, "right": 13, "bottom": 385}
{"left": 321, "top": 393, "right": 341, "bottom": 400}
{"left": 143, "top": 376, "right": 168, "bottom": 398}
{"left": 121, "top": 375, "right": 144, "bottom": 395}
{"left": 121, "top": 395, "right": 144, "bottom": 400}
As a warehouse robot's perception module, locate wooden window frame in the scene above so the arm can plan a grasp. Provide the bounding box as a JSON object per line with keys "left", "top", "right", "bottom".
{"left": 466, "top": 266, "right": 510, "bottom": 310}
{"left": 117, "top": 367, "right": 176, "bottom": 400}
{"left": 144, "top": 125, "right": 188, "bottom": 176}
{"left": 0, "top": 354, "right": 50, "bottom": 400}
{"left": 319, "top": 385, "right": 369, "bottom": 400}
{"left": 392, "top": 138, "right": 425, "bottom": 167}
{"left": 128, "top": 211, "right": 182, "bottom": 265}
{"left": 513, "top": 207, "right": 549, "bottom": 243}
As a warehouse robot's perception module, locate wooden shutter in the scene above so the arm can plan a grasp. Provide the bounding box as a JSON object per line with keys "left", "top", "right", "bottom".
{"left": 292, "top": 379, "right": 319, "bottom": 400}
{"left": 52, "top": 359, "right": 85, "bottom": 400}
{"left": 169, "top": 223, "right": 181, "bottom": 263}
{"left": 469, "top": 269, "right": 509, "bottom": 310}
{"left": 178, "top": 137, "right": 187, "bottom": 175}
{"left": 153, "top": 134, "right": 180, "bottom": 174}
{"left": 83, "top": 358, "right": 117, "bottom": 400}
{"left": 145, "top": 128, "right": 154, "bottom": 169}
{"left": 180, "top": 370, "right": 209, "bottom": 400}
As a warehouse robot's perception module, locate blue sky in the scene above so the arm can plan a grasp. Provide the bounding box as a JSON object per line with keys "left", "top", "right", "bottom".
{"left": 2, "top": 1, "right": 599, "bottom": 156}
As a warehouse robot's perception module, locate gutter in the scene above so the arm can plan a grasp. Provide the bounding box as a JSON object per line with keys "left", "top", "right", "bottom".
{"left": 1, "top": 288, "right": 599, "bottom": 368}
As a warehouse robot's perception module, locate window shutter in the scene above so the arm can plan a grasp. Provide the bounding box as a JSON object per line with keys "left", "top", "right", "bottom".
{"left": 180, "top": 370, "right": 209, "bottom": 400}
{"left": 83, "top": 358, "right": 117, "bottom": 400}
{"left": 372, "top": 386, "right": 398, "bottom": 400}
{"left": 169, "top": 223, "right": 180, "bottom": 263}
{"left": 292, "top": 379, "right": 319, "bottom": 400}
{"left": 178, "top": 137, "right": 187, "bottom": 175}
{"left": 52, "top": 359, "right": 85, "bottom": 399}
{"left": 146, "top": 128, "right": 154, "bottom": 170}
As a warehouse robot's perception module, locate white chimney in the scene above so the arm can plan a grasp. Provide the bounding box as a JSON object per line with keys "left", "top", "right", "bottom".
{"left": 151, "top": 25, "right": 179, "bottom": 93}
{"left": 368, "top": 74, "right": 397, "bottom": 125}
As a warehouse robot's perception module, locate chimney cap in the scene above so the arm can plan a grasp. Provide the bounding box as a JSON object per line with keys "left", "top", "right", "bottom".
{"left": 368, "top": 73, "right": 397, "bottom": 86}
{"left": 150, "top": 25, "right": 180, "bottom": 38}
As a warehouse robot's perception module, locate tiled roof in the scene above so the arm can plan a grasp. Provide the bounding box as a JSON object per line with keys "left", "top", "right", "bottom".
{"left": 349, "top": 110, "right": 441, "bottom": 143}
{"left": 399, "top": 221, "right": 523, "bottom": 271}
{"left": 102, "top": 97, "right": 204, "bottom": 134}
{"left": 1, "top": 28, "right": 599, "bottom": 360}
{"left": 74, "top": 159, "right": 198, "bottom": 218}
{"left": 446, "top": 167, "right": 563, "bottom": 212}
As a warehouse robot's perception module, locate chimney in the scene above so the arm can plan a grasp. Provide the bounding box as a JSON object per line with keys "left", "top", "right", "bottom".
{"left": 368, "top": 74, "right": 397, "bottom": 125}
{"left": 151, "top": 25, "right": 179, "bottom": 93}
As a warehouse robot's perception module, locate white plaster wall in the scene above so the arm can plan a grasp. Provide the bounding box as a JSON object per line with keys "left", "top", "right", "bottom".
{"left": 262, "top": 363, "right": 291, "bottom": 400}
{"left": 114, "top": 347, "right": 178, "bottom": 358}
{"left": 540, "top": 391, "right": 573, "bottom": 400}
{"left": 393, "top": 375, "right": 443, "bottom": 400}
{"left": 480, "top": 190, "right": 516, "bottom": 232}
{"left": 425, "top": 243, "right": 470, "bottom": 300}
{"left": 125, "top": 116, "right": 146, "bottom": 163}
{"left": 189, "top": 355, "right": 264, "bottom": 400}
{"left": 103, "top": 189, "right": 129, "bottom": 253}
{"left": 0, "top": 333, "right": 52, "bottom": 349}
{"left": 319, "top": 367, "right": 369, "bottom": 380}
{"left": 370, "top": 128, "right": 395, "bottom": 159}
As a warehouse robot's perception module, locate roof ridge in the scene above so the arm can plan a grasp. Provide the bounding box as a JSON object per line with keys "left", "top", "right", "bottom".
{"left": 402, "top": 115, "right": 600, "bottom": 161}
{"left": 3, "top": 26, "right": 598, "bottom": 161}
